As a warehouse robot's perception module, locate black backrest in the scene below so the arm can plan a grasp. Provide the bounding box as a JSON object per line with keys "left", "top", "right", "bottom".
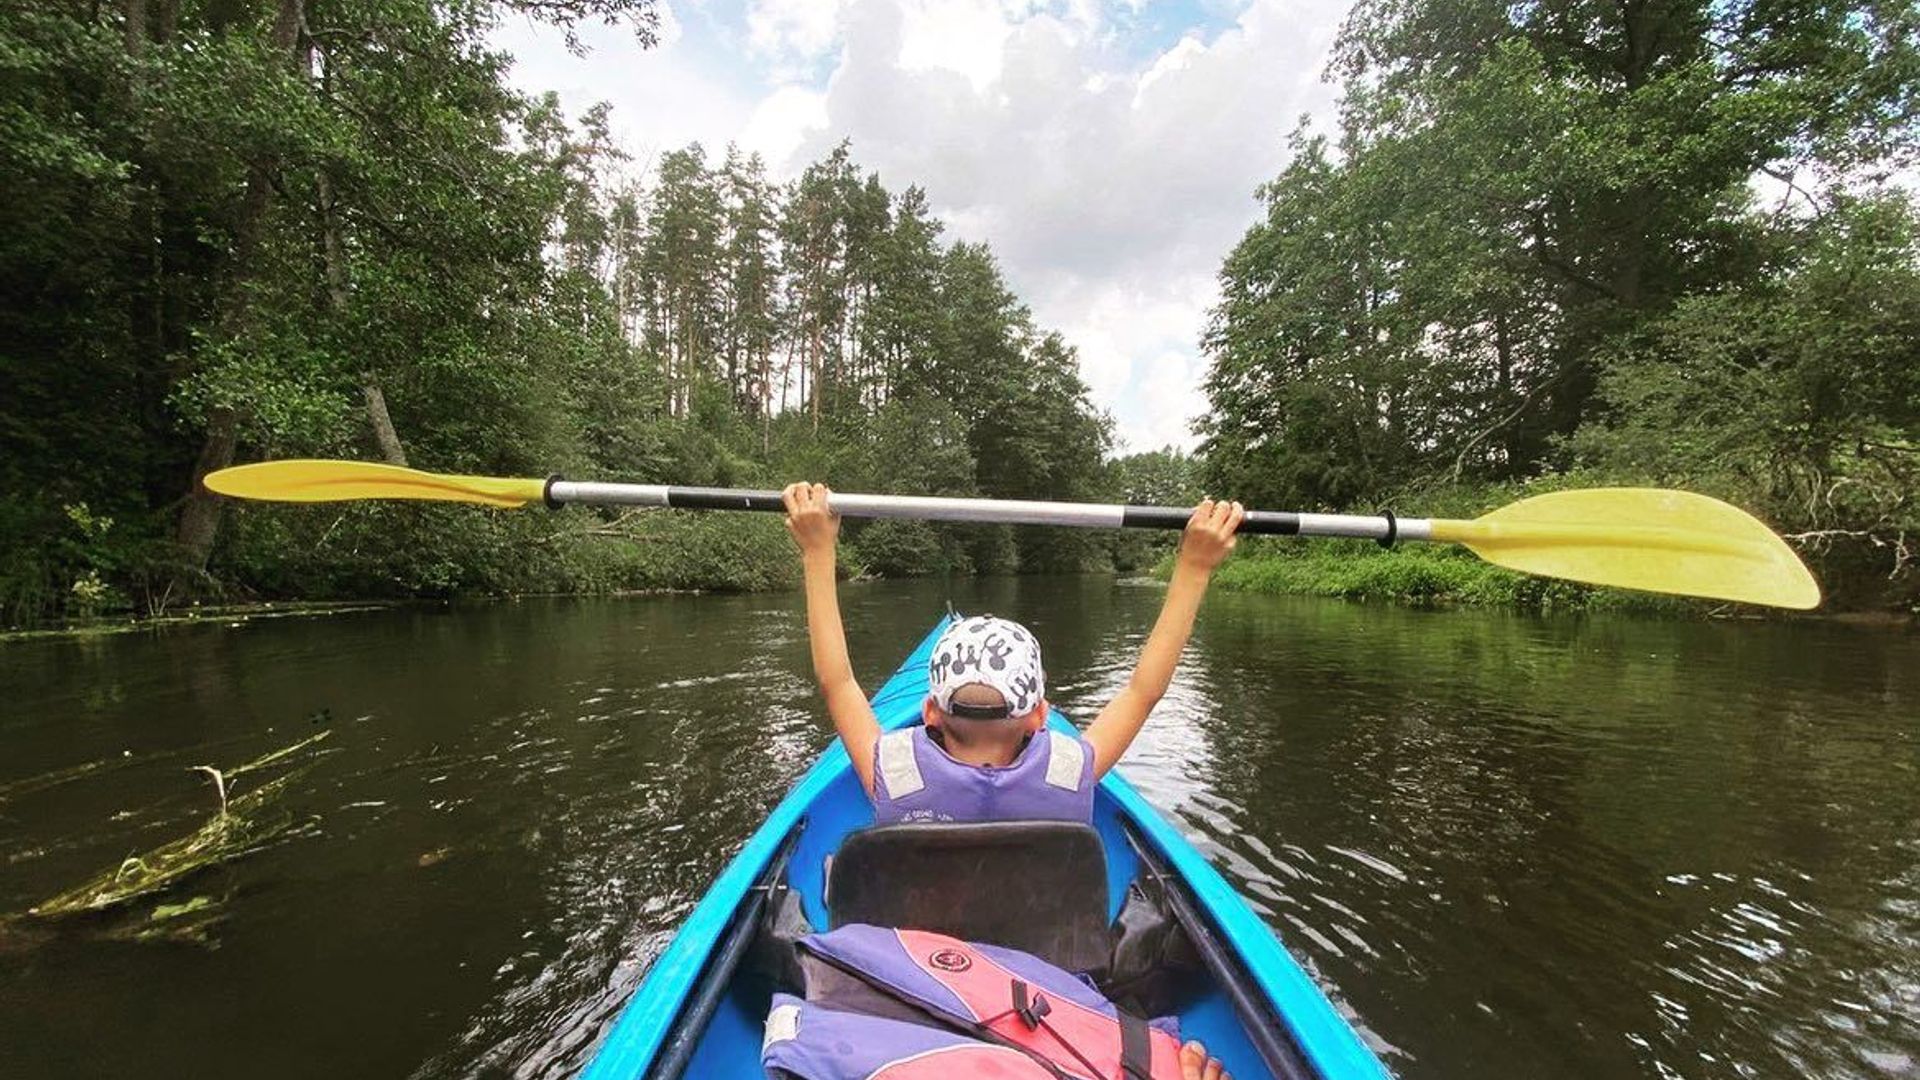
{"left": 825, "top": 821, "right": 1111, "bottom": 975}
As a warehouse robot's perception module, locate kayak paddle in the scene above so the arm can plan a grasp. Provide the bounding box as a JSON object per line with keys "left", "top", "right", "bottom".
{"left": 203, "top": 459, "right": 1821, "bottom": 609}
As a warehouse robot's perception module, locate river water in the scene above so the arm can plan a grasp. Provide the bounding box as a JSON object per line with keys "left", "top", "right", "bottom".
{"left": 1, "top": 578, "right": 1914, "bottom": 1079}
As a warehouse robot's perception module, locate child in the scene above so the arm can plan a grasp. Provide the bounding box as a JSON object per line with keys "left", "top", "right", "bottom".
{"left": 781, "top": 483, "right": 1239, "bottom": 1080}
{"left": 781, "top": 482, "right": 1244, "bottom": 819}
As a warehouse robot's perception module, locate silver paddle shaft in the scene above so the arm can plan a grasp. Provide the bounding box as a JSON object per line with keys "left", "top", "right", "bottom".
{"left": 544, "top": 482, "right": 1433, "bottom": 542}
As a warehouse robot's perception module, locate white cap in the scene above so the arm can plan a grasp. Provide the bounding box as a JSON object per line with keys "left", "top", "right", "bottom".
{"left": 927, "top": 615, "right": 1045, "bottom": 719}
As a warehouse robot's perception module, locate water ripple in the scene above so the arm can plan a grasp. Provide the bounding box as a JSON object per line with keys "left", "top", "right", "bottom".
{"left": 1, "top": 586, "right": 1914, "bottom": 1080}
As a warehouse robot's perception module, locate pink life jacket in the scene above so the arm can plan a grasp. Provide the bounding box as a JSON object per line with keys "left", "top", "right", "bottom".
{"left": 794, "top": 924, "right": 1187, "bottom": 1080}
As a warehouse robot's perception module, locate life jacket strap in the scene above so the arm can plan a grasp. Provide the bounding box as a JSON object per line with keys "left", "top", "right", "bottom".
{"left": 1119, "top": 1011, "right": 1152, "bottom": 1080}
{"left": 801, "top": 946, "right": 1080, "bottom": 1080}
{"left": 1009, "top": 975, "right": 1133, "bottom": 1080}
{"left": 797, "top": 929, "right": 1178, "bottom": 1080}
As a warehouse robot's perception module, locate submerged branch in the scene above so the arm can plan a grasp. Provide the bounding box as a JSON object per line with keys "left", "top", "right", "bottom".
{"left": 189, "top": 765, "right": 229, "bottom": 816}
{"left": 26, "top": 732, "right": 333, "bottom": 920}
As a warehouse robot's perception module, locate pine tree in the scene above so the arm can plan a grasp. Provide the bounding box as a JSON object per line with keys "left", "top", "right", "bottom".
{"left": 719, "top": 146, "right": 780, "bottom": 424}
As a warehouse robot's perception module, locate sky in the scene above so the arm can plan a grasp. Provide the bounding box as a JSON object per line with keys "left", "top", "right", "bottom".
{"left": 493, "top": 0, "right": 1354, "bottom": 453}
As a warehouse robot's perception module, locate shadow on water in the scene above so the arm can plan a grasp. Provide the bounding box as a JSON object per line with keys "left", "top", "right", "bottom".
{"left": 1, "top": 579, "right": 1915, "bottom": 1079}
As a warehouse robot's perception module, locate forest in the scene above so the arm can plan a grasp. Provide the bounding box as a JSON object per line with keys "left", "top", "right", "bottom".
{"left": 1199, "top": 0, "right": 1920, "bottom": 610}
{"left": 2, "top": 0, "right": 1170, "bottom": 627}
{"left": 4, "top": 0, "right": 1916, "bottom": 626}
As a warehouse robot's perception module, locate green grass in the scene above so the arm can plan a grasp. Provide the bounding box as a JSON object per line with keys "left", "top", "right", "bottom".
{"left": 1180, "top": 540, "right": 1693, "bottom": 614}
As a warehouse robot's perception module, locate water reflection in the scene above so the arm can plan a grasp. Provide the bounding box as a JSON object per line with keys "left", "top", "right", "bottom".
{"left": 0, "top": 581, "right": 1914, "bottom": 1079}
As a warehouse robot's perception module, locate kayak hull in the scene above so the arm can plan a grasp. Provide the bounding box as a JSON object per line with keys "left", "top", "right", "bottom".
{"left": 580, "top": 617, "right": 1387, "bottom": 1079}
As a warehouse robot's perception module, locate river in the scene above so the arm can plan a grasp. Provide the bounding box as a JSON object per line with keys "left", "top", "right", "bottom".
{"left": 1, "top": 577, "right": 1914, "bottom": 1078}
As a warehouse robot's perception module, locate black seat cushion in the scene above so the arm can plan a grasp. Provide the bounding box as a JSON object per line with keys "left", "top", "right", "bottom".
{"left": 825, "top": 821, "right": 1111, "bottom": 974}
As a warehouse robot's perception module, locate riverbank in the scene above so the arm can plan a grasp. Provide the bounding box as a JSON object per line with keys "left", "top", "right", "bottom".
{"left": 14, "top": 497, "right": 1904, "bottom": 637}
{"left": 10, "top": 496, "right": 1152, "bottom": 634}
{"left": 1191, "top": 542, "right": 1919, "bottom": 621}
{"left": 0, "top": 601, "right": 395, "bottom": 643}
{"left": 1181, "top": 541, "right": 1698, "bottom": 615}
{"left": 1177, "top": 473, "right": 1915, "bottom": 617}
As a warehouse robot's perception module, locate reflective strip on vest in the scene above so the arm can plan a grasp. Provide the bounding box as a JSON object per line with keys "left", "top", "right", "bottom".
{"left": 877, "top": 729, "right": 924, "bottom": 797}
{"left": 764, "top": 1001, "right": 800, "bottom": 1052}
{"left": 1043, "top": 731, "right": 1083, "bottom": 792}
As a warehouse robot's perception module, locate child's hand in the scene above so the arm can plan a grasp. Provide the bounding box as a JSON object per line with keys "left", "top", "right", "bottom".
{"left": 782, "top": 482, "right": 839, "bottom": 558}
{"left": 1176, "top": 498, "right": 1244, "bottom": 573}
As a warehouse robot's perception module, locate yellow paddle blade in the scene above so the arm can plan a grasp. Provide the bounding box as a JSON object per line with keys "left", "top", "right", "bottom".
{"left": 203, "top": 460, "right": 546, "bottom": 509}
{"left": 1428, "top": 488, "right": 1820, "bottom": 609}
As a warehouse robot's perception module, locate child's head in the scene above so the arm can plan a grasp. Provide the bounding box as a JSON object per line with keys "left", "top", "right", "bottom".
{"left": 923, "top": 615, "right": 1047, "bottom": 749}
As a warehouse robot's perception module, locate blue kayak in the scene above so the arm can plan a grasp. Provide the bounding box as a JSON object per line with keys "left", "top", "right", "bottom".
{"left": 580, "top": 617, "right": 1388, "bottom": 1079}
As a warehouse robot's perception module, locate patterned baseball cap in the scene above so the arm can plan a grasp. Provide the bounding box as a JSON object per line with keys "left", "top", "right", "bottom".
{"left": 927, "top": 615, "right": 1045, "bottom": 719}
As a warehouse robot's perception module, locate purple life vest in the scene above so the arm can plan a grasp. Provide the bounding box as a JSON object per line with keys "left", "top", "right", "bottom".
{"left": 871, "top": 725, "right": 1094, "bottom": 825}
{"left": 762, "top": 994, "right": 1058, "bottom": 1079}
{"left": 786, "top": 924, "right": 1187, "bottom": 1080}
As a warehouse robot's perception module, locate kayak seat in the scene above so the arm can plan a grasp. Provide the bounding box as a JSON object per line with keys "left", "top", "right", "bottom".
{"left": 824, "top": 821, "right": 1110, "bottom": 975}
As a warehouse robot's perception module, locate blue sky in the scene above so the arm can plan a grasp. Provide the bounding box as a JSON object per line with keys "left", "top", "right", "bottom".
{"left": 493, "top": 0, "right": 1353, "bottom": 452}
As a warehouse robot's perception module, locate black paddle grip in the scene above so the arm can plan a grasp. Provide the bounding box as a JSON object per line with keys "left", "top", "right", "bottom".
{"left": 1120, "top": 506, "right": 1300, "bottom": 535}
{"left": 665, "top": 487, "right": 788, "bottom": 512}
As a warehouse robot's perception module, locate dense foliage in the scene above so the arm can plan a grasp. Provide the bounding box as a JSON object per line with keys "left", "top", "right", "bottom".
{"left": 11, "top": 0, "right": 1914, "bottom": 624}
{"left": 1201, "top": 0, "right": 1920, "bottom": 608}
{"left": 0, "top": 0, "right": 1123, "bottom": 625}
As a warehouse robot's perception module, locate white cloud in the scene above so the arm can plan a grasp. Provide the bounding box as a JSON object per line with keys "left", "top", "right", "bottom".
{"left": 496, "top": 0, "right": 1354, "bottom": 453}
{"left": 737, "top": 85, "right": 831, "bottom": 165}
{"left": 494, "top": 6, "right": 760, "bottom": 168}
{"left": 745, "top": 0, "right": 843, "bottom": 73}
{"left": 896, "top": 0, "right": 1019, "bottom": 91}
{"left": 655, "top": 1, "right": 685, "bottom": 47}
{"left": 1134, "top": 33, "right": 1204, "bottom": 100}
{"left": 793, "top": 0, "right": 1348, "bottom": 449}
{"left": 1052, "top": 271, "right": 1218, "bottom": 452}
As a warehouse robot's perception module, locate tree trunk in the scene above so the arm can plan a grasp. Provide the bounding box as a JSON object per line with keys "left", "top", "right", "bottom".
{"left": 175, "top": 406, "right": 239, "bottom": 573}
{"left": 317, "top": 169, "right": 349, "bottom": 309}
{"left": 124, "top": 0, "right": 148, "bottom": 56}
{"left": 172, "top": 0, "right": 304, "bottom": 572}
{"left": 363, "top": 382, "right": 408, "bottom": 465}
{"left": 123, "top": 0, "right": 166, "bottom": 444}
{"left": 314, "top": 163, "right": 406, "bottom": 465}
{"left": 809, "top": 323, "right": 822, "bottom": 431}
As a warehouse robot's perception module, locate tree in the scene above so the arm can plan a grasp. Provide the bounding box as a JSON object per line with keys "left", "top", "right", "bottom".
{"left": 1106, "top": 448, "right": 1202, "bottom": 571}
{"left": 0, "top": 0, "right": 660, "bottom": 619}
{"left": 1571, "top": 194, "right": 1920, "bottom": 603}
{"left": 1203, "top": 0, "right": 1920, "bottom": 503}
{"left": 0, "top": 8, "right": 1120, "bottom": 621}
{"left": 638, "top": 144, "right": 725, "bottom": 418}
{"left": 719, "top": 146, "right": 779, "bottom": 425}
{"left": 865, "top": 186, "right": 946, "bottom": 404}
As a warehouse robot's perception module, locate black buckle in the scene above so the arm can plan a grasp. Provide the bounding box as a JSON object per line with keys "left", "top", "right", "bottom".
{"left": 1010, "top": 980, "right": 1052, "bottom": 1029}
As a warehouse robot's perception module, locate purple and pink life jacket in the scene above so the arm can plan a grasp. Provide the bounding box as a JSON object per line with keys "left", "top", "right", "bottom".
{"left": 762, "top": 994, "right": 1058, "bottom": 1079}
{"left": 871, "top": 726, "right": 1095, "bottom": 825}
{"left": 763, "top": 924, "right": 1187, "bottom": 1080}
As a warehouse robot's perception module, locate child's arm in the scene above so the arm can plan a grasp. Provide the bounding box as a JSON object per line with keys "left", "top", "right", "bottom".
{"left": 1084, "top": 499, "right": 1244, "bottom": 778}
{"left": 783, "top": 482, "right": 882, "bottom": 795}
